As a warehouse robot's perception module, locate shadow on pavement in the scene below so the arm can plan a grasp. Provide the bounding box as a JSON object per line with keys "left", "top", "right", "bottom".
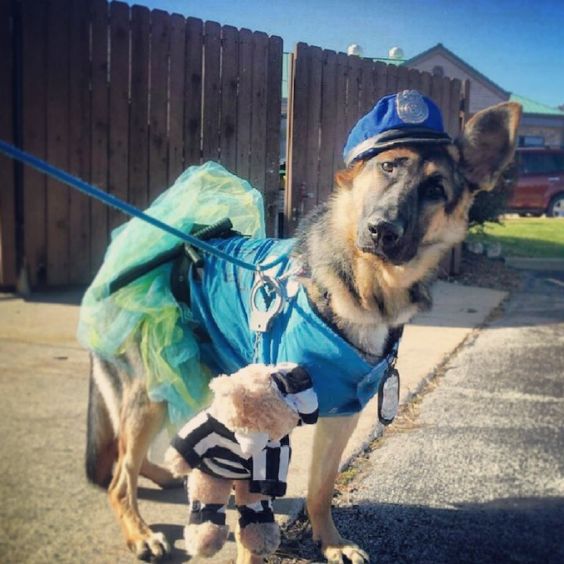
{"left": 325, "top": 496, "right": 564, "bottom": 564}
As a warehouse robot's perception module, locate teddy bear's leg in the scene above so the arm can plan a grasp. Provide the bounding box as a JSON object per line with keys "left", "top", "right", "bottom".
{"left": 234, "top": 480, "right": 280, "bottom": 561}
{"left": 184, "top": 469, "right": 231, "bottom": 558}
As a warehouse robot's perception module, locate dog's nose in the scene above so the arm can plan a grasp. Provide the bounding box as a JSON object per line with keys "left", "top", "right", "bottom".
{"left": 367, "top": 220, "right": 404, "bottom": 248}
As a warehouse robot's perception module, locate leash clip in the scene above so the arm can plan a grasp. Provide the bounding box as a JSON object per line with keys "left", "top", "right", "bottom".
{"left": 249, "top": 272, "right": 285, "bottom": 333}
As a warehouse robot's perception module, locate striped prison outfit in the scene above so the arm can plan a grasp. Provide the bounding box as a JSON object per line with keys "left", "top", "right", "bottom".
{"left": 170, "top": 364, "right": 319, "bottom": 528}
{"left": 171, "top": 410, "right": 291, "bottom": 497}
{"left": 187, "top": 499, "right": 275, "bottom": 529}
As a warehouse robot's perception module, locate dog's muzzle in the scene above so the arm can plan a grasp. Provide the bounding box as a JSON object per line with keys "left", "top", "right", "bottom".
{"left": 359, "top": 218, "right": 408, "bottom": 263}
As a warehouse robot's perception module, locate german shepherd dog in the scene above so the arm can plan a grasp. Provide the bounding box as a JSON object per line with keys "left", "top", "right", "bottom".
{"left": 85, "top": 100, "right": 521, "bottom": 562}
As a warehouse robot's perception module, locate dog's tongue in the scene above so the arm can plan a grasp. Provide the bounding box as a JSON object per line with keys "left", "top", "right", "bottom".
{"left": 234, "top": 430, "right": 269, "bottom": 458}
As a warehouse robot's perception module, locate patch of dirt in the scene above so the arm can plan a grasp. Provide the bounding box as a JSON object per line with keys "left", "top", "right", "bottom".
{"left": 440, "top": 248, "right": 524, "bottom": 292}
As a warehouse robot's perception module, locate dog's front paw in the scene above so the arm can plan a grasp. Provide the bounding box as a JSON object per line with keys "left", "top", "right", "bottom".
{"left": 323, "top": 540, "right": 370, "bottom": 564}
{"left": 128, "top": 531, "right": 171, "bottom": 561}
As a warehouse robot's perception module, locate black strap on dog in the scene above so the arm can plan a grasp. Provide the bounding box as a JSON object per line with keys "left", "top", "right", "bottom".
{"left": 384, "top": 325, "right": 404, "bottom": 357}
{"left": 106, "top": 218, "right": 235, "bottom": 301}
{"left": 236, "top": 500, "right": 274, "bottom": 529}
{"left": 188, "top": 500, "right": 227, "bottom": 527}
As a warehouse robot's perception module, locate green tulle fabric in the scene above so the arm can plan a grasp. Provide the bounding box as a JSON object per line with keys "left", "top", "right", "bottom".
{"left": 77, "top": 162, "right": 266, "bottom": 426}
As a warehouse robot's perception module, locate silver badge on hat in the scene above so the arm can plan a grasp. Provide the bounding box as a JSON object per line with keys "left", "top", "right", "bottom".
{"left": 396, "top": 90, "right": 429, "bottom": 124}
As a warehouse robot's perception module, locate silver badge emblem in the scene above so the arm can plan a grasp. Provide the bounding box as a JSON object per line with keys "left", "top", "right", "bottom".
{"left": 396, "top": 90, "right": 429, "bottom": 124}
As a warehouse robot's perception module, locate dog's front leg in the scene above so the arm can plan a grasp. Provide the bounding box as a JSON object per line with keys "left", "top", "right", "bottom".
{"left": 307, "top": 414, "right": 369, "bottom": 563}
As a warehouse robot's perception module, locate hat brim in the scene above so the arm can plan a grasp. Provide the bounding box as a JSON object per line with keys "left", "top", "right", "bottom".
{"left": 345, "top": 128, "right": 452, "bottom": 166}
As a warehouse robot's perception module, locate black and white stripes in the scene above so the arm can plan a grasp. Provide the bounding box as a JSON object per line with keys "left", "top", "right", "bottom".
{"left": 170, "top": 411, "right": 292, "bottom": 496}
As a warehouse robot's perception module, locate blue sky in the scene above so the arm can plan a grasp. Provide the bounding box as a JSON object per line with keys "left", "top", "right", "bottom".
{"left": 128, "top": 0, "right": 564, "bottom": 108}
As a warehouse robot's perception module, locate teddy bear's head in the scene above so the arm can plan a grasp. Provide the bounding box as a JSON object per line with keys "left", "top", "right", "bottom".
{"left": 208, "top": 363, "right": 317, "bottom": 443}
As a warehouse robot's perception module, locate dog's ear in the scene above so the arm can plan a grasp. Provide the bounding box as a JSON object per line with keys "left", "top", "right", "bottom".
{"left": 335, "top": 161, "right": 365, "bottom": 190}
{"left": 457, "top": 102, "right": 522, "bottom": 192}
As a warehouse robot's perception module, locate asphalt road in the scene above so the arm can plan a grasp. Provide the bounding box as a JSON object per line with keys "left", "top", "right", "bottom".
{"left": 326, "top": 270, "right": 564, "bottom": 564}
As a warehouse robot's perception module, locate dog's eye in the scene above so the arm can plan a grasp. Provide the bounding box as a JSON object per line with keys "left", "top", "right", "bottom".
{"left": 425, "top": 182, "right": 446, "bottom": 200}
{"left": 381, "top": 161, "right": 395, "bottom": 173}
{"left": 422, "top": 180, "right": 446, "bottom": 200}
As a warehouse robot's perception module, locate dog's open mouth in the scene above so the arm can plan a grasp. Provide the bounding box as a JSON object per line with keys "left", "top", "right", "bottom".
{"left": 357, "top": 238, "right": 418, "bottom": 265}
{"left": 357, "top": 243, "right": 416, "bottom": 266}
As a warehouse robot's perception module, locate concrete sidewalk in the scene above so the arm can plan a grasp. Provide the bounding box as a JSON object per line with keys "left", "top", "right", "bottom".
{"left": 0, "top": 281, "right": 506, "bottom": 563}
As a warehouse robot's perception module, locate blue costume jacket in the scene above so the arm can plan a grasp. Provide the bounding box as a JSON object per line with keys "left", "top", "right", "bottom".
{"left": 189, "top": 236, "right": 399, "bottom": 417}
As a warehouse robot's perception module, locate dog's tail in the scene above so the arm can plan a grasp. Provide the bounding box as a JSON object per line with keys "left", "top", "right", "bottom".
{"left": 85, "top": 354, "right": 121, "bottom": 488}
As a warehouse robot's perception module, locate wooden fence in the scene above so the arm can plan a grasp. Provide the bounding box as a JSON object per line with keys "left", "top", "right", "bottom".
{"left": 285, "top": 42, "right": 469, "bottom": 234}
{"left": 0, "top": 4, "right": 470, "bottom": 289}
{"left": 0, "top": 0, "right": 282, "bottom": 287}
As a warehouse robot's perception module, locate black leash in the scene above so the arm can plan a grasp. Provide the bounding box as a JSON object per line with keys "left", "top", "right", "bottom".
{"left": 107, "top": 218, "right": 235, "bottom": 296}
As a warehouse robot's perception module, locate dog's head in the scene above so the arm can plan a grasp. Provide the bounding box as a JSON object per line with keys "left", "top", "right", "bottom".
{"left": 336, "top": 97, "right": 521, "bottom": 271}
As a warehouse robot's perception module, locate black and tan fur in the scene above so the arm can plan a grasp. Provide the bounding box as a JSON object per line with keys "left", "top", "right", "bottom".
{"left": 86, "top": 102, "right": 521, "bottom": 562}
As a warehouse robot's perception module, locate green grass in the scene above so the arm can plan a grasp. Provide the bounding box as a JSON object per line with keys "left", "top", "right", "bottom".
{"left": 468, "top": 218, "right": 564, "bottom": 258}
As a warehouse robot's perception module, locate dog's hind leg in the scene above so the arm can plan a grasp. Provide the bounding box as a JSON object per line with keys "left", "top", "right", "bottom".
{"left": 85, "top": 355, "right": 121, "bottom": 488}
{"left": 307, "top": 414, "right": 370, "bottom": 563}
{"left": 140, "top": 456, "right": 182, "bottom": 489}
{"left": 108, "top": 380, "right": 171, "bottom": 560}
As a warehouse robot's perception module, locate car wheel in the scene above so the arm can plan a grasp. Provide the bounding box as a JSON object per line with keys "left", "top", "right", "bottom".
{"left": 547, "top": 193, "right": 564, "bottom": 217}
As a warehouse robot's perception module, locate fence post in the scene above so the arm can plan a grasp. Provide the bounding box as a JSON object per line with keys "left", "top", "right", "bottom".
{"left": 0, "top": 0, "right": 17, "bottom": 287}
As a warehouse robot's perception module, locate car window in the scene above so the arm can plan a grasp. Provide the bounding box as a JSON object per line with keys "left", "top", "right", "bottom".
{"left": 520, "top": 153, "right": 564, "bottom": 174}
{"left": 554, "top": 154, "right": 564, "bottom": 172}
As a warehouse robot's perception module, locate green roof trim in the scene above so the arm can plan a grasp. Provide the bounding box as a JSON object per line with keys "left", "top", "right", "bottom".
{"left": 371, "top": 57, "right": 404, "bottom": 67}
{"left": 509, "top": 93, "right": 564, "bottom": 116}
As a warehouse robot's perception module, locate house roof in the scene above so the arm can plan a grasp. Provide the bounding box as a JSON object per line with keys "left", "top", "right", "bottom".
{"left": 509, "top": 93, "right": 564, "bottom": 117}
{"left": 404, "top": 43, "right": 564, "bottom": 118}
{"left": 404, "top": 43, "right": 510, "bottom": 98}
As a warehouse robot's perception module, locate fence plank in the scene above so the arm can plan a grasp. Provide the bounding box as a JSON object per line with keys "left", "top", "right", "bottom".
{"left": 345, "top": 55, "right": 361, "bottom": 134}
{"left": 360, "top": 58, "right": 375, "bottom": 115}
{"left": 461, "top": 79, "right": 471, "bottom": 129}
{"left": 168, "top": 13, "right": 186, "bottom": 183}
{"left": 396, "top": 64, "right": 409, "bottom": 92}
{"left": 90, "top": 0, "right": 109, "bottom": 274}
{"left": 236, "top": 28, "right": 253, "bottom": 180}
{"left": 430, "top": 73, "right": 443, "bottom": 109}
{"left": 149, "top": 9, "right": 170, "bottom": 201}
{"left": 440, "top": 76, "right": 452, "bottom": 136}
{"left": 286, "top": 43, "right": 309, "bottom": 233}
{"left": 108, "top": 1, "right": 130, "bottom": 230}
{"left": 264, "top": 35, "right": 283, "bottom": 236}
{"left": 68, "top": 0, "right": 91, "bottom": 283}
{"left": 46, "top": 0, "right": 70, "bottom": 285}
{"left": 21, "top": 0, "right": 48, "bottom": 287}
{"left": 0, "top": 0, "right": 17, "bottom": 287}
{"left": 219, "top": 25, "right": 239, "bottom": 174}
{"left": 448, "top": 78, "right": 462, "bottom": 136}
{"left": 385, "top": 64, "right": 398, "bottom": 95}
{"left": 408, "top": 67, "right": 421, "bottom": 90}
{"left": 373, "top": 61, "right": 387, "bottom": 102}
{"left": 332, "top": 52, "right": 348, "bottom": 172}
{"left": 283, "top": 51, "right": 296, "bottom": 236}
{"left": 202, "top": 20, "right": 221, "bottom": 162}
{"left": 249, "top": 31, "right": 269, "bottom": 192}
{"left": 129, "top": 4, "right": 150, "bottom": 210}
{"left": 419, "top": 68, "right": 432, "bottom": 98}
{"left": 318, "top": 50, "right": 337, "bottom": 204}
{"left": 184, "top": 17, "right": 203, "bottom": 167}
{"left": 303, "top": 44, "right": 322, "bottom": 210}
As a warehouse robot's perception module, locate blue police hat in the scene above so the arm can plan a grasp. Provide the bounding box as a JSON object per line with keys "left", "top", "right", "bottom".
{"left": 343, "top": 90, "right": 452, "bottom": 166}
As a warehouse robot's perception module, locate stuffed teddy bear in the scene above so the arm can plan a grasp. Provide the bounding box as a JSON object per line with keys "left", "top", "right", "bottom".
{"left": 164, "top": 362, "right": 318, "bottom": 559}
